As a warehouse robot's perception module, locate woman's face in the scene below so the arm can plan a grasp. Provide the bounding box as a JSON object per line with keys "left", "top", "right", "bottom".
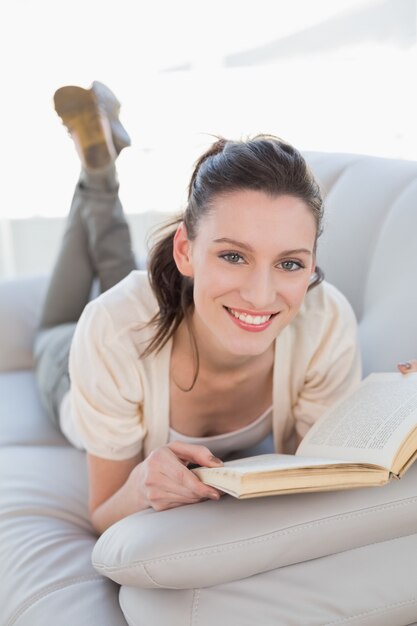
{"left": 174, "top": 189, "right": 317, "bottom": 361}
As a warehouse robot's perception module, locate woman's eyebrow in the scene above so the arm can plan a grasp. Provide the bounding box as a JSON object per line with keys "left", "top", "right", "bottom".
{"left": 213, "top": 237, "right": 312, "bottom": 256}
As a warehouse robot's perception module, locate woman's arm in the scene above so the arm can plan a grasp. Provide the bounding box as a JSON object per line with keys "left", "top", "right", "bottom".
{"left": 88, "top": 442, "right": 224, "bottom": 535}
{"left": 88, "top": 453, "right": 141, "bottom": 535}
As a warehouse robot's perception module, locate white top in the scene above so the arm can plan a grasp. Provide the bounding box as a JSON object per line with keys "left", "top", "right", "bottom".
{"left": 65, "top": 270, "right": 362, "bottom": 461}
{"left": 167, "top": 405, "right": 273, "bottom": 459}
{"left": 60, "top": 398, "right": 273, "bottom": 458}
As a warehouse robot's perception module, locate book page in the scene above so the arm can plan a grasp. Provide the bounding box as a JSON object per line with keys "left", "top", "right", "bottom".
{"left": 297, "top": 373, "right": 417, "bottom": 469}
{"left": 192, "top": 453, "right": 390, "bottom": 498}
{"left": 206, "top": 453, "right": 354, "bottom": 475}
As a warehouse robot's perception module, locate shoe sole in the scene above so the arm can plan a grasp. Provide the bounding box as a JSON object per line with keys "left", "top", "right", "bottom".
{"left": 54, "top": 86, "right": 116, "bottom": 170}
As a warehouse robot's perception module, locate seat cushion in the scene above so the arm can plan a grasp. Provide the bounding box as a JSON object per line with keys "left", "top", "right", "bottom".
{"left": 0, "top": 370, "right": 68, "bottom": 446}
{"left": 119, "top": 533, "right": 417, "bottom": 626}
{"left": 0, "top": 446, "right": 127, "bottom": 626}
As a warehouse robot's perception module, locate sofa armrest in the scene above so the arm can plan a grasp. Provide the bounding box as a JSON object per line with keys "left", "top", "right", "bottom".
{"left": 0, "top": 274, "right": 48, "bottom": 371}
{"left": 92, "top": 462, "right": 417, "bottom": 590}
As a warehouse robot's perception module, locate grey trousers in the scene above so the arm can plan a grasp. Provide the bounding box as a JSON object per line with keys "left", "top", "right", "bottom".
{"left": 34, "top": 170, "right": 136, "bottom": 428}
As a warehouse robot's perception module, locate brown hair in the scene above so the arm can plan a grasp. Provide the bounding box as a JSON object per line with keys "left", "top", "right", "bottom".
{"left": 143, "top": 134, "right": 324, "bottom": 372}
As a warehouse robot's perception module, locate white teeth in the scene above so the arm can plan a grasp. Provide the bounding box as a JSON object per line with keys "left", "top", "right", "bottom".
{"left": 228, "top": 308, "right": 272, "bottom": 325}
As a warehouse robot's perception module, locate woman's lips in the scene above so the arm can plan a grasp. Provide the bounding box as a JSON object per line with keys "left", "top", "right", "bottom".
{"left": 224, "top": 306, "right": 278, "bottom": 332}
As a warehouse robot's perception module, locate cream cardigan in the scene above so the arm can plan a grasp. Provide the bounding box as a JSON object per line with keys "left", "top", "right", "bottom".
{"left": 68, "top": 270, "right": 362, "bottom": 461}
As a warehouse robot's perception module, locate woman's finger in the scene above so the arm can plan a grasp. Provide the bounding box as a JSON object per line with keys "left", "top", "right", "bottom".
{"left": 167, "top": 441, "right": 224, "bottom": 468}
{"left": 145, "top": 446, "right": 221, "bottom": 501}
{"left": 397, "top": 359, "right": 417, "bottom": 374}
{"left": 144, "top": 473, "right": 220, "bottom": 511}
{"left": 145, "top": 487, "right": 206, "bottom": 511}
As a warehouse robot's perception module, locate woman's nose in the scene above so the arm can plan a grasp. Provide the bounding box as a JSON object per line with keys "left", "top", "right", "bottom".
{"left": 240, "top": 269, "right": 276, "bottom": 310}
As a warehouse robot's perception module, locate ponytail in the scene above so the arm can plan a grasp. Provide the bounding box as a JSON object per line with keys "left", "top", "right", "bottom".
{"left": 141, "top": 216, "right": 194, "bottom": 357}
{"left": 142, "top": 138, "right": 228, "bottom": 360}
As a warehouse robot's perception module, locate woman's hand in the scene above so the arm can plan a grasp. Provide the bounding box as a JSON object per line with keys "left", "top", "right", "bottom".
{"left": 397, "top": 360, "right": 417, "bottom": 375}
{"left": 126, "top": 441, "right": 224, "bottom": 512}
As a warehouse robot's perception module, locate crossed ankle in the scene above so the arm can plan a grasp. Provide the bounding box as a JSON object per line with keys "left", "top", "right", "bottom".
{"left": 79, "top": 164, "right": 119, "bottom": 192}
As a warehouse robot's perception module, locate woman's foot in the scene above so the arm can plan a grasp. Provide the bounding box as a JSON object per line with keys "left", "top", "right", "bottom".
{"left": 91, "top": 81, "right": 131, "bottom": 155}
{"left": 53, "top": 82, "right": 130, "bottom": 171}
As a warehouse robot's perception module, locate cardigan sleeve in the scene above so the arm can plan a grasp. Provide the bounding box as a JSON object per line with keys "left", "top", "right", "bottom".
{"left": 68, "top": 299, "right": 147, "bottom": 461}
{"left": 293, "top": 284, "right": 362, "bottom": 442}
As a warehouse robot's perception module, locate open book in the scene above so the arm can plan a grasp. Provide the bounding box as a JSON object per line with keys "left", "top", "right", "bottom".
{"left": 192, "top": 372, "right": 417, "bottom": 498}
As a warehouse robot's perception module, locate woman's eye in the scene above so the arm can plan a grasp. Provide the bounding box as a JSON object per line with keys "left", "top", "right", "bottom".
{"left": 221, "top": 253, "right": 245, "bottom": 264}
{"left": 279, "top": 260, "right": 303, "bottom": 272}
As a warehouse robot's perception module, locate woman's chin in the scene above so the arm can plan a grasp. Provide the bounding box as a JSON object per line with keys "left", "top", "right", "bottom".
{"left": 219, "top": 336, "right": 275, "bottom": 359}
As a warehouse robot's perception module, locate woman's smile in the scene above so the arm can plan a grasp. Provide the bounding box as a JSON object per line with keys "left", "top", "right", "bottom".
{"left": 224, "top": 306, "right": 279, "bottom": 332}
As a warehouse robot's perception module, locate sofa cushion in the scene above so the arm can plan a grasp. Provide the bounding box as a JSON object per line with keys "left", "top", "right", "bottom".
{"left": 0, "top": 274, "right": 48, "bottom": 371}
{"left": 357, "top": 177, "right": 417, "bottom": 375}
{"left": 306, "top": 152, "right": 417, "bottom": 376}
{"left": 92, "top": 461, "right": 417, "bottom": 590}
{"left": 119, "top": 533, "right": 417, "bottom": 626}
{"left": 0, "top": 257, "right": 146, "bottom": 374}
{"left": 0, "top": 370, "right": 68, "bottom": 446}
{"left": 307, "top": 152, "right": 417, "bottom": 323}
{"left": 0, "top": 446, "right": 127, "bottom": 626}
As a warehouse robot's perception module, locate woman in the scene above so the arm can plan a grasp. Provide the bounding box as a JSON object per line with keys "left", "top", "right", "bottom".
{"left": 35, "top": 81, "right": 417, "bottom": 535}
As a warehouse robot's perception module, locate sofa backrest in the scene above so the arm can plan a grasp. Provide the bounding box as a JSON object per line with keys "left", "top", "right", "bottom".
{"left": 1, "top": 151, "right": 416, "bottom": 376}
{"left": 305, "top": 151, "right": 417, "bottom": 375}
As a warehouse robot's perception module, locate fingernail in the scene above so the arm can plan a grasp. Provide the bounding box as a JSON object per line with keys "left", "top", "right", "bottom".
{"left": 209, "top": 491, "right": 220, "bottom": 499}
{"left": 210, "top": 455, "right": 223, "bottom": 465}
{"left": 399, "top": 362, "right": 412, "bottom": 369}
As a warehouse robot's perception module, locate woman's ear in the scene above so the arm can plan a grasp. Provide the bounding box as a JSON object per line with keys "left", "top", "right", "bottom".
{"left": 172, "top": 222, "right": 194, "bottom": 278}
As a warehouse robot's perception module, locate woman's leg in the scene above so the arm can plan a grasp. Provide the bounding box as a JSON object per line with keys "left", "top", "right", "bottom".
{"left": 38, "top": 178, "right": 95, "bottom": 330}
{"left": 35, "top": 167, "right": 136, "bottom": 426}
{"left": 78, "top": 165, "right": 136, "bottom": 294}
{"left": 38, "top": 164, "right": 135, "bottom": 329}
{"left": 35, "top": 81, "right": 134, "bottom": 428}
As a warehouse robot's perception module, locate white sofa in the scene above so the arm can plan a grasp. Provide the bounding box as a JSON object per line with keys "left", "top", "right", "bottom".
{"left": 2, "top": 151, "right": 417, "bottom": 626}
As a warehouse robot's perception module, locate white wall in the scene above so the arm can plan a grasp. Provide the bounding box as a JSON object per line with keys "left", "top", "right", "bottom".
{"left": 1, "top": 0, "right": 416, "bottom": 278}
{"left": 0, "top": 212, "right": 172, "bottom": 280}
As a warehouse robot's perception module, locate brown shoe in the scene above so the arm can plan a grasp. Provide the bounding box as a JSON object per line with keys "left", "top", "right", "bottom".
{"left": 54, "top": 85, "right": 117, "bottom": 171}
